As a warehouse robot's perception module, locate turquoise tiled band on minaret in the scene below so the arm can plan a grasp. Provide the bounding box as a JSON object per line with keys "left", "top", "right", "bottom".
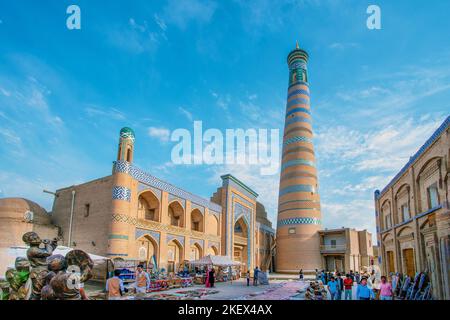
{"left": 278, "top": 217, "right": 321, "bottom": 226}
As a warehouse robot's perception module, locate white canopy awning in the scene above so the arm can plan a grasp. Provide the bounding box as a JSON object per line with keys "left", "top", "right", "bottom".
{"left": 190, "top": 255, "right": 241, "bottom": 267}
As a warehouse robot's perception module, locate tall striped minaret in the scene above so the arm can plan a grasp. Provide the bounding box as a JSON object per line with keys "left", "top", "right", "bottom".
{"left": 276, "top": 42, "right": 322, "bottom": 273}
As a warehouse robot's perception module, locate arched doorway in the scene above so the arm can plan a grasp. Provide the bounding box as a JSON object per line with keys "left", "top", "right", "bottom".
{"left": 167, "top": 239, "right": 183, "bottom": 274}
{"left": 190, "top": 242, "right": 203, "bottom": 260}
{"left": 138, "top": 191, "right": 160, "bottom": 222}
{"left": 191, "top": 209, "right": 204, "bottom": 232}
{"left": 207, "top": 245, "right": 218, "bottom": 256}
{"left": 207, "top": 214, "right": 219, "bottom": 236}
{"left": 168, "top": 201, "right": 184, "bottom": 227}
{"left": 136, "top": 235, "right": 158, "bottom": 270}
{"left": 233, "top": 217, "right": 249, "bottom": 272}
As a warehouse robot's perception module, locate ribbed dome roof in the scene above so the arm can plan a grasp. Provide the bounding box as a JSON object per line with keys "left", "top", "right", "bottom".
{"left": 0, "top": 197, "right": 51, "bottom": 225}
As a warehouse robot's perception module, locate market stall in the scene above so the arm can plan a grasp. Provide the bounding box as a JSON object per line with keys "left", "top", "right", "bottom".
{"left": 190, "top": 255, "right": 241, "bottom": 283}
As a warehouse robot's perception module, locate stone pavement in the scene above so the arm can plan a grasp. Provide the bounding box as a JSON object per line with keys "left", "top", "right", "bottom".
{"left": 138, "top": 278, "right": 306, "bottom": 300}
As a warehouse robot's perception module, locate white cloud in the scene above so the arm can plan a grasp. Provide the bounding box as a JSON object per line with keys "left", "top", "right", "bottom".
{"left": 178, "top": 107, "right": 194, "bottom": 121}
{"left": 329, "top": 42, "right": 359, "bottom": 50}
{"left": 148, "top": 127, "right": 171, "bottom": 142}
{"left": 85, "top": 105, "right": 126, "bottom": 121}
{"left": 321, "top": 200, "right": 376, "bottom": 236}
{"left": 162, "top": 0, "right": 217, "bottom": 29}
{"left": 316, "top": 116, "right": 444, "bottom": 173}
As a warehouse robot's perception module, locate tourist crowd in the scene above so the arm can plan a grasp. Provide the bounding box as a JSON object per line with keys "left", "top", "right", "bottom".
{"left": 313, "top": 269, "right": 394, "bottom": 300}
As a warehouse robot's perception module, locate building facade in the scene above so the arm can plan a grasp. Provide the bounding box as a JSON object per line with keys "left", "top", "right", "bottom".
{"left": 50, "top": 127, "right": 275, "bottom": 274}
{"left": 374, "top": 116, "right": 450, "bottom": 300}
{"left": 318, "top": 228, "right": 374, "bottom": 273}
{"left": 276, "top": 43, "right": 322, "bottom": 272}
{"left": 0, "top": 198, "right": 59, "bottom": 276}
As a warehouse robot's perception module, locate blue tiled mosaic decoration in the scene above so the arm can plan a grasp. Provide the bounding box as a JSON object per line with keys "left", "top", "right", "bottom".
{"left": 190, "top": 238, "right": 204, "bottom": 248}
{"left": 286, "top": 99, "right": 310, "bottom": 109}
{"left": 278, "top": 217, "right": 321, "bottom": 226}
{"left": 286, "top": 107, "right": 311, "bottom": 117}
{"left": 283, "top": 136, "right": 312, "bottom": 146}
{"left": 288, "top": 89, "right": 310, "bottom": 99}
{"left": 281, "top": 159, "right": 315, "bottom": 170}
{"left": 279, "top": 184, "right": 315, "bottom": 196}
{"left": 112, "top": 186, "right": 131, "bottom": 202}
{"left": 167, "top": 234, "right": 185, "bottom": 246}
{"left": 285, "top": 116, "right": 311, "bottom": 126}
{"left": 113, "top": 160, "right": 222, "bottom": 213}
{"left": 135, "top": 228, "right": 161, "bottom": 244}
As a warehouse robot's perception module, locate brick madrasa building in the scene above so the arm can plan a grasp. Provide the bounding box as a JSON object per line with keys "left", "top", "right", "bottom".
{"left": 46, "top": 127, "right": 276, "bottom": 274}
{"left": 374, "top": 116, "right": 450, "bottom": 300}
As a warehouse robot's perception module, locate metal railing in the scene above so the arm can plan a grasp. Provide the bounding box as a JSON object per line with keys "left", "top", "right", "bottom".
{"left": 320, "top": 244, "right": 347, "bottom": 252}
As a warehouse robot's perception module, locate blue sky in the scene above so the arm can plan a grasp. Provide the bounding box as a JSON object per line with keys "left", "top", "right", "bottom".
{"left": 0, "top": 0, "right": 449, "bottom": 239}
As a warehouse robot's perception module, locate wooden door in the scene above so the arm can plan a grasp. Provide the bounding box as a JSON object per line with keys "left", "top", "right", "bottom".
{"left": 387, "top": 251, "right": 395, "bottom": 273}
{"left": 403, "top": 248, "right": 415, "bottom": 276}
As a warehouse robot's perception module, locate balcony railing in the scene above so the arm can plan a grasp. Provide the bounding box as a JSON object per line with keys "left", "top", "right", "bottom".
{"left": 320, "top": 244, "right": 347, "bottom": 252}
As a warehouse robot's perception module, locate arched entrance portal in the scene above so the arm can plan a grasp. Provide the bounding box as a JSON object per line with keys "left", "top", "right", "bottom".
{"left": 207, "top": 246, "right": 219, "bottom": 256}
{"left": 167, "top": 240, "right": 183, "bottom": 274}
{"left": 190, "top": 243, "right": 203, "bottom": 261}
{"left": 136, "top": 235, "right": 158, "bottom": 269}
{"left": 233, "top": 217, "right": 249, "bottom": 272}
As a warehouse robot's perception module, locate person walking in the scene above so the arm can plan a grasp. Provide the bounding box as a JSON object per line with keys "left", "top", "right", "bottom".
{"left": 209, "top": 267, "right": 216, "bottom": 288}
{"left": 336, "top": 273, "right": 344, "bottom": 300}
{"left": 327, "top": 276, "right": 338, "bottom": 300}
{"left": 379, "top": 276, "right": 393, "bottom": 300}
{"left": 356, "top": 277, "right": 375, "bottom": 300}
{"left": 246, "top": 270, "right": 250, "bottom": 286}
{"left": 344, "top": 274, "right": 353, "bottom": 300}
{"left": 299, "top": 269, "right": 304, "bottom": 281}
{"left": 253, "top": 266, "right": 259, "bottom": 286}
{"left": 320, "top": 270, "right": 326, "bottom": 284}
{"left": 134, "top": 264, "right": 150, "bottom": 294}
{"left": 106, "top": 269, "right": 126, "bottom": 300}
{"left": 355, "top": 271, "right": 361, "bottom": 284}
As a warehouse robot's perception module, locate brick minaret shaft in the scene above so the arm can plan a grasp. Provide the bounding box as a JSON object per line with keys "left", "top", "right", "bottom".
{"left": 276, "top": 42, "right": 322, "bottom": 272}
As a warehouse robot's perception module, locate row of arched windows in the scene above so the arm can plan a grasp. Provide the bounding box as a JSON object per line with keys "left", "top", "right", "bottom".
{"left": 137, "top": 191, "right": 219, "bottom": 235}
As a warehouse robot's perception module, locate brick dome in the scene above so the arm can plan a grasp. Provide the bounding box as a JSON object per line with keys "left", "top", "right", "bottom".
{"left": 0, "top": 198, "right": 51, "bottom": 225}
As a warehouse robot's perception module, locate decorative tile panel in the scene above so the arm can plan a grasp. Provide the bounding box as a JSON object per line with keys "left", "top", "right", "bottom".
{"left": 278, "top": 217, "right": 321, "bottom": 226}
{"left": 138, "top": 183, "right": 162, "bottom": 199}
{"left": 288, "top": 89, "right": 310, "bottom": 99}
{"left": 111, "top": 214, "right": 221, "bottom": 242}
{"left": 167, "top": 234, "right": 185, "bottom": 246}
{"left": 168, "top": 194, "right": 186, "bottom": 207}
{"left": 190, "top": 203, "right": 205, "bottom": 214}
{"left": 112, "top": 186, "right": 131, "bottom": 202}
{"left": 286, "top": 99, "right": 310, "bottom": 109}
{"left": 285, "top": 116, "right": 312, "bottom": 126}
{"left": 135, "top": 228, "right": 161, "bottom": 244}
{"left": 113, "top": 160, "right": 222, "bottom": 213}
{"left": 283, "top": 136, "right": 313, "bottom": 146}
{"left": 286, "top": 107, "right": 311, "bottom": 117}
{"left": 279, "top": 184, "right": 315, "bottom": 196}
{"left": 190, "top": 238, "right": 204, "bottom": 248}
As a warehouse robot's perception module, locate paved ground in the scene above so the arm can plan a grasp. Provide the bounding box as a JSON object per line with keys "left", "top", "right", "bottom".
{"left": 144, "top": 278, "right": 292, "bottom": 300}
